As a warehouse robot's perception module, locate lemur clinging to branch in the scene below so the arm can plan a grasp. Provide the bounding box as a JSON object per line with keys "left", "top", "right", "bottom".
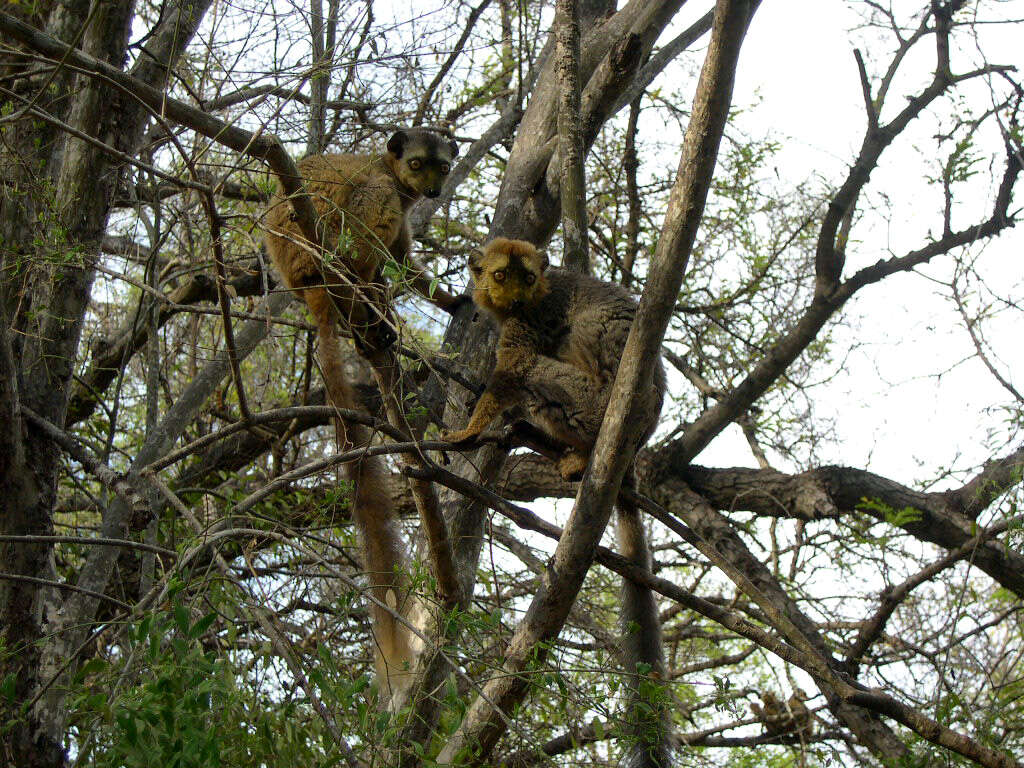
{"left": 263, "top": 128, "right": 459, "bottom": 701}
{"left": 442, "top": 237, "right": 670, "bottom": 767}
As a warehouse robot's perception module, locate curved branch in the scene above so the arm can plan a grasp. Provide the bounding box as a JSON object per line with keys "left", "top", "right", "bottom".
{"left": 667, "top": 447, "right": 1024, "bottom": 597}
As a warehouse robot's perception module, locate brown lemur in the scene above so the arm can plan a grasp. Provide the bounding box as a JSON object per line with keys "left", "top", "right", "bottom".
{"left": 751, "top": 689, "right": 815, "bottom": 737}
{"left": 263, "top": 128, "right": 460, "bottom": 699}
{"left": 440, "top": 237, "right": 670, "bottom": 767}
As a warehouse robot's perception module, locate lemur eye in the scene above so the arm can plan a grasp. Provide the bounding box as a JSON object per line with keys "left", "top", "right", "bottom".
{"left": 440, "top": 163, "right": 451, "bottom": 174}
{"left": 493, "top": 270, "right": 505, "bottom": 282}
{"left": 408, "top": 159, "right": 422, "bottom": 170}
{"left": 525, "top": 273, "right": 536, "bottom": 285}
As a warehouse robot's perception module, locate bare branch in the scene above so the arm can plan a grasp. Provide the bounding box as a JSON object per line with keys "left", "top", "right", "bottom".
{"left": 853, "top": 48, "right": 878, "bottom": 131}
{"left": 412, "top": 0, "right": 494, "bottom": 126}
{"left": 200, "top": 83, "right": 372, "bottom": 113}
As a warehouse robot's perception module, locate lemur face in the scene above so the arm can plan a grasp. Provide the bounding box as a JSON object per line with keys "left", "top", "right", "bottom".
{"left": 469, "top": 238, "right": 549, "bottom": 313}
{"left": 386, "top": 129, "right": 458, "bottom": 198}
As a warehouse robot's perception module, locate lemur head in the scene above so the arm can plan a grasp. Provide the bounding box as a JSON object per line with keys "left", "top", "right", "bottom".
{"left": 385, "top": 129, "right": 458, "bottom": 198}
{"left": 469, "top": 238, "right": 549, "bottom": 315}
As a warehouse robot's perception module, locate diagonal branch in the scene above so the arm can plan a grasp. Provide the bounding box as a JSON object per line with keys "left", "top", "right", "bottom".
{"left": 426, "top": 457, "right": 1023, "bottom": 768}
{"left": 845, "top": 510, "right": 1023, "bottom": 665}
{"left": 436, "top": 3, "right": 759, "bottom": 762}
{"left": 655, "top": 139, "right": 1020, "bottom": 471}
{"left": 19, "top": 406, "right": 144, "bottom": 510}
{"left": 0, "top": 10, "right": 321, "bottom": 246}
{"left": 814, "top": 2, "right": 1013, "bottom": 295}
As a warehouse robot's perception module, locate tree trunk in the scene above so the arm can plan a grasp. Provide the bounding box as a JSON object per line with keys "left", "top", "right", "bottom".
{"left": 0, "top": 1, "right": 214, "bottom": 762}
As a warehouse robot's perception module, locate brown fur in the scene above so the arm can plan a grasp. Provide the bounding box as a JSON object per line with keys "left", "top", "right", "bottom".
{"left": 263, "top": 129, "right": 458, "bottom": 701}
{"left": 442, "top": 238, "right": 670, "bottom": 767}
{"left": 441, "top": 237, "right": 664, "bottom": 474}
{"left": 751, "top": 689, "right": 815, "bottom": 736}
{"left": 264, "top": 128, "right": 462, "bottom": 342}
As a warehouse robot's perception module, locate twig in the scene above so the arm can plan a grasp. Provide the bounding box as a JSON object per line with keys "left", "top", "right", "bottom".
{"left": 412, "top": 0, "right": 493, "bottom": 126}
{"left": 0, "top": 573, "right": 130, "bottom": 610}
{"left": 146, "top": 404, "right": 401, "bottom": 472}
{"left": 0, "top": 535, "right": 174, "bottom": 557}
{"left": 200, "top": 190, "right": 251, "bottom": 420}
{"left": 145, "top": 474, "right": 363, "bottom": 768}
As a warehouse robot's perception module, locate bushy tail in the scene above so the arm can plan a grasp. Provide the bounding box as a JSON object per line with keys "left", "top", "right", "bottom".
{"left": 617, "top": 479, "right": 672, "bottom": 768}
{"left": 306, "top": 287, "right": 414, "bottom": 702}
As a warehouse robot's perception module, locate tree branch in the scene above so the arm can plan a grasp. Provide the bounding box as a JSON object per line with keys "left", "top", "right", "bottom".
{"left": 554, "top": 0, "right": 590, "bottom": 273}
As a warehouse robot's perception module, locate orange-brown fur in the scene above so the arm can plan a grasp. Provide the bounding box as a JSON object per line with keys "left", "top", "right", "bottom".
{"left": 263, "top": 129, "right": 458, "bottom": 701}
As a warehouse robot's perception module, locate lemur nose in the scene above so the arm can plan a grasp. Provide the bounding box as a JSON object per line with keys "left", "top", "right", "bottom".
{"left": 426, "top": 188, "right": 440, "bottom": 198}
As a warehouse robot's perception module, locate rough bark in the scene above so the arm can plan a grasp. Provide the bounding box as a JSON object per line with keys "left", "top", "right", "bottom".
{"left": 554, "top": 0, "right": 590, "bottom": 273}
{"left": 0, "top": 0, "right": 214, "bottom": 761}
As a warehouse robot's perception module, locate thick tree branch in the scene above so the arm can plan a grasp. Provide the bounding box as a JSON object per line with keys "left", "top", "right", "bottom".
{"left": 554, "top": 0, "right": 590, "bottom": 273}
{"left": 669, "top": 447, "right": 1024, "bottom": 597}
{"left": 490, "top": 0, "right": 689, "bottom": 242}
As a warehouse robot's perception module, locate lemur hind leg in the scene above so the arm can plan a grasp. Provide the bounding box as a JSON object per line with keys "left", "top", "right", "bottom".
{"left": 522, "top": 356, "right": 609, "bottom": 481}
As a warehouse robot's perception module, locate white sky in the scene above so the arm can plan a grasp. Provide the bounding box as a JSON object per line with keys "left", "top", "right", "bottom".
{"left": 686, "top": 0, "right": 1024, "bottom": 489}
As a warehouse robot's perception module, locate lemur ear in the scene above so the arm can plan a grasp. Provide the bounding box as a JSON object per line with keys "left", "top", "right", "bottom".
{"left": 536, "top": 248, "right": 549, "bottom": 272}
{"left": 448, "top": 138, "right": 459, "bottom": 158}
{"left": 468, "top": 247, "right": 485, "bottom": 276}
{"left": 387, "top": 130, "right": 408, "bottom": 158}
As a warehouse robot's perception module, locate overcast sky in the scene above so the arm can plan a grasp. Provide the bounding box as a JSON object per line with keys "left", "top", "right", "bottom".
{"left": 684, "top": 1, "right": 1024, "bottom": 489}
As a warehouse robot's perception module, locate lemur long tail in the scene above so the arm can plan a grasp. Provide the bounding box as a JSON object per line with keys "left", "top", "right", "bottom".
{"left": 617, "top": 478, "right": 672, "bottom": 768}
{"left": 306, "top": 287, "right": 414, "bottom": 701}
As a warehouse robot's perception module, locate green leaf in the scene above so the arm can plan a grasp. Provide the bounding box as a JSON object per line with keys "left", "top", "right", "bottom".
{"left": 189, "top": 612, "right": 217, "bottom": 639}
{"left": 173, "top": 603, "right": 190, "bottom": 634}
{"left": 0, "top": 673, "right": 16, "bottom": 702}
{"left": 117, "top": 713, "right": 139, "bottom": 746}
{"left": 74, "top": 657, "right": 108, "bottom": 684}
